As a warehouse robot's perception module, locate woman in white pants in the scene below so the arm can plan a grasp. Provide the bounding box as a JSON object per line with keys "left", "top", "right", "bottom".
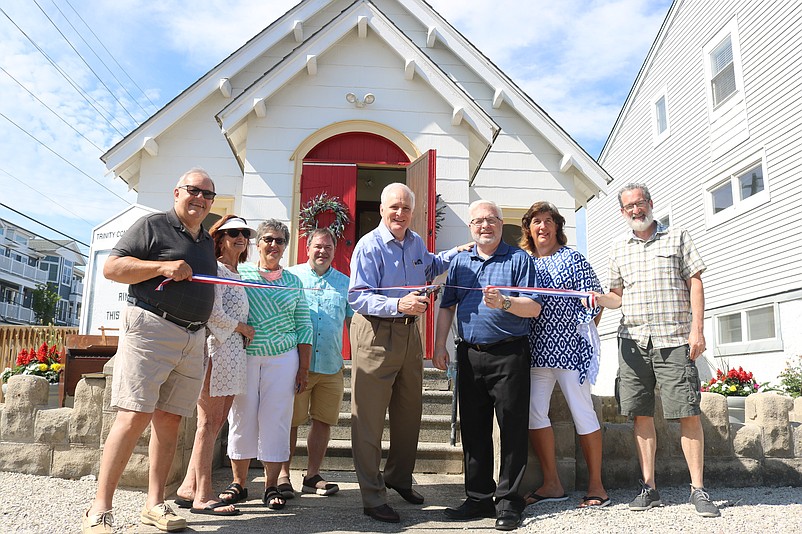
{"left": 223, "top": 219, "right": 313, "bottom": 510}
{"left": 520, "top": 202, "right": 609, "bottom": 509}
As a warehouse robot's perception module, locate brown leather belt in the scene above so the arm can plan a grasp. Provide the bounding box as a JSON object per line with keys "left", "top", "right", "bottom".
{"left": 365, "top": 315, "right": 418, "bottom": 325}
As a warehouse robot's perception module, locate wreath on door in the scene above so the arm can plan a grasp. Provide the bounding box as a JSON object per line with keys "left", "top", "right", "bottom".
{"left": 299, "top": 193, "right": 351, "bottom": 238}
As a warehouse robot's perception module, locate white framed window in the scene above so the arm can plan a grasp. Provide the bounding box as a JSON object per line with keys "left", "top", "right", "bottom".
{"left": 703, "top": 17, "right": 745, "bottom": 121}
{"left": 704, "top": 149, "right": 769, "bottom": 226}
{"left": 713, "top": 303, "right": 782, "bottom": 356}
{"left": 651, "top": 87, "right": 670, "bottom": 146}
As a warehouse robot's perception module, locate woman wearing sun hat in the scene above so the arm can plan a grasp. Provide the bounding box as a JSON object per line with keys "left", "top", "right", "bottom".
{"left": 175, "top": 215, "right": 256, "bottom": 516}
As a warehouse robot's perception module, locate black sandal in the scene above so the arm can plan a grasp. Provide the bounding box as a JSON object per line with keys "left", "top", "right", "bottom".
{"left": 263, "top": 486, "right": 286, "bottom": 510}
{"left": 276, "top": 477, "right": 296, "bottom": 499}
{"left": 219, "top": 483, "right": 248, "bottom": 504}
{"left": 302, "top": 474, "right": 339, "bottom": 496}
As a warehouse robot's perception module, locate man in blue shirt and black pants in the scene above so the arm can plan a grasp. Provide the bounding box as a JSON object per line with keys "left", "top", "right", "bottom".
{"left": 434, "top": 200, "right": 542, "bottom": 531}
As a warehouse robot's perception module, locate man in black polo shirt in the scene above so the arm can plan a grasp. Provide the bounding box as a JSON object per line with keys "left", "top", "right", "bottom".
{"left": 433, "top": 200, "right": 542, "bottom": 531}
{"left": 82, "top": 168, "right": 218, "bottom": 534}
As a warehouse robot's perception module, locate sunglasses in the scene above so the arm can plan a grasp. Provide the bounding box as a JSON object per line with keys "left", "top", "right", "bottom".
{"left": 224, "top": 228, "right": 252, "bottom": 239}
{"left": 261, "top": 236, "right": 287, "bottom": 246}
{"left": 179, "top": 185, "right": 217, "bottom": 200}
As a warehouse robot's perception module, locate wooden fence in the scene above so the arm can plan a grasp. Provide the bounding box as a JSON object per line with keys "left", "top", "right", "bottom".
{"left": 0, "top": 325, "right": 78, "bottom": 402}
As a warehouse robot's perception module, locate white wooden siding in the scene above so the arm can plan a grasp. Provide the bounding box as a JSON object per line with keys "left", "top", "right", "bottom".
{"left": 587, "top": 0, "right": 802, "bottom": 394}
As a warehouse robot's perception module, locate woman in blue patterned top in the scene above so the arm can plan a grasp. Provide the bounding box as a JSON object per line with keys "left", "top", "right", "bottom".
{"left": 223, "top": 219, "right": 313, "bottom": 511}
{"left": 519, "top": 202, "right": 609, "bottom": 508}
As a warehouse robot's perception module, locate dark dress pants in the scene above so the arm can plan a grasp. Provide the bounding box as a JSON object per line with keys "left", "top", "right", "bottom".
{"left": 457, "top": 337, "right": 530, "bottom": 513}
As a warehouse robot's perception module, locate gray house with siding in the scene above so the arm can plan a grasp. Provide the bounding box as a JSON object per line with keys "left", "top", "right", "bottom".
{"left": 586, "top": 0, "right": 802, "bottom": 394}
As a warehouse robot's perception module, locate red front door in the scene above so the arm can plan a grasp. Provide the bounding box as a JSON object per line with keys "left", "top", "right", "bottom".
{"left": 297, "top": 163, "right": 357, "bottom": 275}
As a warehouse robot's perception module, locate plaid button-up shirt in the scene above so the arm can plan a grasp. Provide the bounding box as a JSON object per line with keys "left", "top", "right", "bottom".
{"left": 608, "top": 224, "right": 705, "bottom": 349}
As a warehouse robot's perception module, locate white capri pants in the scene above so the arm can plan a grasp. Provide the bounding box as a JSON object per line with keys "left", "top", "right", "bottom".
{"left": 529, "top": 367, "right": 600, "bottom": 436}
{"left": 227, "top": 348, "right": 299, "bottom": 463}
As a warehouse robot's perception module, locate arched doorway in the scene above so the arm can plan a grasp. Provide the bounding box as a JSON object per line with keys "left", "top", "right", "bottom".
{"left": 296, "top": 130, "right": 438, "bottom": 359}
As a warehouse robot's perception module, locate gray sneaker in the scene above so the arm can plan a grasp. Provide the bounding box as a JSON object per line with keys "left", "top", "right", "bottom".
{"left": 690, "top": 487, "right": 721, "bottom": 517}
{"left": 629, "top": 480, "right": 661, "bottom": 511}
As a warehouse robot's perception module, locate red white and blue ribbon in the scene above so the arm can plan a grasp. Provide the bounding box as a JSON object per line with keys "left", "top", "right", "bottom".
{"left": 487, "top": 285, "right": 597, "bottom": 308}
{"left": 157, "top": 276, "right": 596, "bottom": 306}
{"left": 155, "top": 274, "right": 322, "bottom": 292}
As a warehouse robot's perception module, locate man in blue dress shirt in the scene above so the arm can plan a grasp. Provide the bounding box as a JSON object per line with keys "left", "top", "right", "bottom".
{"left": 279, "top": 228, "right": 353, "bottom": 498}
{"left": 348, "top": 183, "right": 463, "bottom": 523}
{"left": 433, "top": 200, "right": 542, "bottom": 531}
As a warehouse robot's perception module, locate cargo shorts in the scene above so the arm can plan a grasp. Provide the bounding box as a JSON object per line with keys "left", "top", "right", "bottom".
{"left": 615, "top": 337, "right": 701, "bottom": 420}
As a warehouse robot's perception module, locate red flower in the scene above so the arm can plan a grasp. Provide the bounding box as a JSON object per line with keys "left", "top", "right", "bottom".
{"left": 16, "top": 348, "right": 29, "bottom": 366}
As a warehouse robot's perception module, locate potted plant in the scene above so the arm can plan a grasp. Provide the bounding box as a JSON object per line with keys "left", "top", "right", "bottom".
{"left": 701, "top": 365, "right": 761, "bottom": 423}
{"left": 2, "top": 343, "right": 63, "bottom": 404}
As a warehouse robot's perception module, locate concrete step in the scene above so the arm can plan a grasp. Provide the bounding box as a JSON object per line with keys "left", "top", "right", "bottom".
{"left": 297, "top": 412, "right": 460, "bottom": 443}
{"left": 342, "top": 364, "right": 451, "bottom": 392}
{"left": 290, "top": 438, "right": 464, "bottom": 474}
{"left": 341, "top": 388, "right": 456, "bottom": 416}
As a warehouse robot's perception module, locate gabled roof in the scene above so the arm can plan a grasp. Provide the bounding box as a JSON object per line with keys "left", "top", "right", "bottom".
{"left": 598, "top": 1, "right": 677, "bottom": 164}
{"left": 27, "top": 239, "right": 86, "bottom": 266}
{"left": 101, "top": 0, "right": 610, "bottom": 197}
{"left": 216, "top": 0, "right": 500, "bottom": 168}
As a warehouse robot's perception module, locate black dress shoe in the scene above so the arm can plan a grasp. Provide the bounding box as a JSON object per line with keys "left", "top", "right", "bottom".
{"left": 385, "top": 482, "right": 424, "bottom": 504}
{"left": 363, "top": 503, "right": 400, "bottom": 523}
{"left": 495, "top": 510, "right": 521, "bottom": 531}
{"left": 444, "top": 499, "right": 496, "bottom": 520}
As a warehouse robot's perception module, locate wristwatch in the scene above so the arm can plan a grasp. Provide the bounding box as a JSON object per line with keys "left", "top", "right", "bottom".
{"left": 501, "top": 296, "right": 512, "bottom": 311}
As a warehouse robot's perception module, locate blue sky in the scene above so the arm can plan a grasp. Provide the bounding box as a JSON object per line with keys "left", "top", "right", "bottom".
{"left": 0, "top": 0, "right": 673, "bottom": 253}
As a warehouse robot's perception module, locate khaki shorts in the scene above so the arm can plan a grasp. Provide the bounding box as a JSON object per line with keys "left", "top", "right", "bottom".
{"left": 111, "top": 305, "right": 207, "bottom": 417}
{"left": 615, "top": 337, "right": 701, "bottom": 420}
{"left": 291, "top": 368, "right": 344, "bottom": 427}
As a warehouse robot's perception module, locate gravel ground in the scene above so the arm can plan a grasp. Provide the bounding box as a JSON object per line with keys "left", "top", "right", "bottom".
{"left": 2, "top": 469, "right": 800, "bottom": 533}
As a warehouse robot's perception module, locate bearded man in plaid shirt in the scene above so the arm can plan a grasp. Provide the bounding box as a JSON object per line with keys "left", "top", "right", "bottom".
{"left": 593, "top": 183, "right": 720, "bottom": 518}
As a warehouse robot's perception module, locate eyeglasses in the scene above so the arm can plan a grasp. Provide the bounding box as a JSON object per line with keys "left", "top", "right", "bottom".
{"left": 179, "top": 185, "right": 216, "bottom": 200}
{"left": 622, "top": 200, "right": 649, "bottom": 213}
{"left": 261, "top": 236, "right": 287, "bottom": 246}
{"left": 224, "top": 228, "right": 251, "bottom": 239}
{"left": 469, "top": 217, "right": 501, "bottom": 227}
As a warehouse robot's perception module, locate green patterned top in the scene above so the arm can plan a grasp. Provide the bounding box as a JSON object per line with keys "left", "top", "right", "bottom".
{"left": 239, "top": 263, "right": 313, "bottom": 357}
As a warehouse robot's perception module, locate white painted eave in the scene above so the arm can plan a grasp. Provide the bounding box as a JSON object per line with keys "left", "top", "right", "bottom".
{"left": 100, "top": 0, "right": 331, "bottom": 178}
{"left": 216, "top": 1, "right": 499, "bottom": 149}
{"left": 400, "top": 0, "right": 611, "bottom": 195}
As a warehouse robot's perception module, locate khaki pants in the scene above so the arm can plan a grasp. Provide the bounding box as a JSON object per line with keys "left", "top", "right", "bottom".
{"left": 350, "top": 313, "right": 423, "bottom": 508}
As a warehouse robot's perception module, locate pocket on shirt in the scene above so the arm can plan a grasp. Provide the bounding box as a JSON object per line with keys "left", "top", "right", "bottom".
{"left": 655, "top": 252, "right": 680, "bottom": 277}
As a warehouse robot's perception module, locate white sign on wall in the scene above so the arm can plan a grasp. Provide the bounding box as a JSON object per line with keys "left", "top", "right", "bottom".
{"left": 79, "top": 204, "right": 159, "bottom": 335}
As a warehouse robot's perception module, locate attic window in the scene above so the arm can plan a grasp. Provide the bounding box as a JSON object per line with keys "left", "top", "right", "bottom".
{"left": 710, "top": 36, "right": 736, "bottom": 107}
{"left": 651, "top": 87, "right": 670, "bottom": 146}
{"left": 655, "top": 96, "right": 668, "bottom": 134}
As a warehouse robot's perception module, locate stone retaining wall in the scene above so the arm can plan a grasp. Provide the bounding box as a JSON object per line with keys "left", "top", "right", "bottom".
{"left": 522, "top": 387, "right": 802, "bottom": 492}
{"left": 0, "top": 374, "right": 195, "bottom": 489}
{"left": 2, "top": 374, "right": 801, "bottom": 490}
